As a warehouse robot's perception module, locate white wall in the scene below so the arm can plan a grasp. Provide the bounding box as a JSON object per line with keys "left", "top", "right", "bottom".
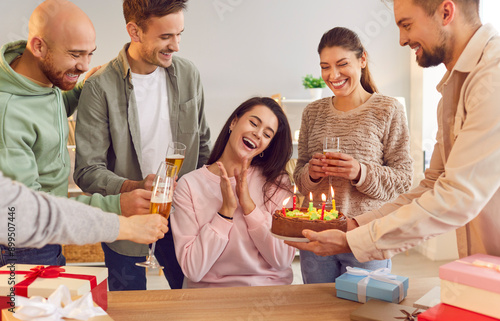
{"left": 482, "top": 0, "right": 500, "bottom": 31}
{"left": 0, "top": 0, "right": 411, "bottom": 137}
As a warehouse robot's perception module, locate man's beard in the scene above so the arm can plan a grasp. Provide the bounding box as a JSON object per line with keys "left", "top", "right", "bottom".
{"left": 40, "top": 51, "right": 80, "bottom": 91}
{"left": 417, "top": 44, "right": 447, "bottom": 68}
{"left": 417, "top": 31, "right": 449, "bottom": 68}
{"left": 142, "top": 47, "right": 172, "bottom": 69}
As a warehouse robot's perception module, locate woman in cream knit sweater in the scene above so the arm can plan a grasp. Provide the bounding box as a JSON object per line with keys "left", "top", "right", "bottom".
{"left": 293, "top": 27, "right": 413, "bottom": 283}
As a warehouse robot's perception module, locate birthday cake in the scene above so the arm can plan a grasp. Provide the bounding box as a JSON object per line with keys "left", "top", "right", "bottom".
{"left": 271, "top": 207, "right": 347, "bottom": 238}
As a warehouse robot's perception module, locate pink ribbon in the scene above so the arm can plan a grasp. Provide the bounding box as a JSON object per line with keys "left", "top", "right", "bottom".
{"left": 457, "top": 259, "right": 500, "bottom": 272}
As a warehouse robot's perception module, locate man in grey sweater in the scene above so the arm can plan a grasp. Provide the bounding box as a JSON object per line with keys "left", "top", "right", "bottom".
{"left": 0, "top": 171, "right": 168, "bottom": 250}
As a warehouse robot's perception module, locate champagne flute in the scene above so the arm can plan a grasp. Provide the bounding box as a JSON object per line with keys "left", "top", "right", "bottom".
{"left": 136, "top": 161, "right": 177, "bottom": 269}
{"left": 323, "top": 137, "right": 340, "bottom": 209}
{"left": 165, "top": 142, "right": 186, "bottom": 175}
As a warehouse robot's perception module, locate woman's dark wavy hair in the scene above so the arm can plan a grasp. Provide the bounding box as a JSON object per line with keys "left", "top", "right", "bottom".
{"left": 318, "top": 27, "right": 378, "bottom": 94}
{"left": 207, "top": 97, "right": 293, "bottom": 205}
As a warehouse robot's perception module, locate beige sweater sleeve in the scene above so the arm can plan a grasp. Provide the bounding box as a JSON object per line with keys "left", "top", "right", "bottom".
{"left": 354, "top": 99, "right": 413, "bottom": 201}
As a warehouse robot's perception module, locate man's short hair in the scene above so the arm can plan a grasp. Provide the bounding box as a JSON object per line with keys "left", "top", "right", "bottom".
{"left": 413, "top": 0, "right": 479, "bottom": 20}
{"left": 123, "top": 0, "right": 188, "bottom": 30}
{"left": 384, "top": 0, "right": 480, "bottom": 22}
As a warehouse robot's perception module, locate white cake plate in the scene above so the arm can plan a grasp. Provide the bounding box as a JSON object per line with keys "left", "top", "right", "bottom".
{"left": 270, "top": 230, "right": 310, "bottom": 243}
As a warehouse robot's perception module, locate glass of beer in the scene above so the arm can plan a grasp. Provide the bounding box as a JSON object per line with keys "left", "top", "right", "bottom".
{"left": 136, "top": 161, "right": 177, "bottom": 269}
{"left": 165, "top": 142, "right": 186, "bottom": 175}
{"left": 323, "top": 137, "right": 340, "bottom": 209}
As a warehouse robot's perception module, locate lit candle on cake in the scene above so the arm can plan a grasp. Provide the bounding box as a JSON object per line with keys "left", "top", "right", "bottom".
{"left": 293, "top": 185, "right": 297, "bottom": 210}
{"left": 282, "top": 197, "right": 290, "bottom": 216}
{"left": 320, "top": 193, "right": 326, "bottom": 220}
{"left": 331, "top": 186, "right": 336, "bottom": 211}
{"left": 308, "top": 192, "right": 313, "bottom": 212}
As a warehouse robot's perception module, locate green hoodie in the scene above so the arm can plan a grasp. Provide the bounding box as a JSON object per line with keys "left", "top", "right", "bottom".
{"left": 0, "top": 41, "right": 120, "bottom": 214}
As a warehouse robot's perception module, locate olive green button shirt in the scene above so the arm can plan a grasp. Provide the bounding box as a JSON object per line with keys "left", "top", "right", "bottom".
{"left": 74, "top": 44, "right": 211, "bottom": 256}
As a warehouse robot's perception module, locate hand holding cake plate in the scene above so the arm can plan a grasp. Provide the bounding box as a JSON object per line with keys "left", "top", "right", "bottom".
{"left": 270, "top": 230, "right": 310, "bottom": 243}
{"left": 285, "top": 228, "right": 351, "bottom": 257}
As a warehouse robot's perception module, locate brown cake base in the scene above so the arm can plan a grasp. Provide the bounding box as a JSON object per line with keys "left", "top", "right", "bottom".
{"left": 271, "top": 208, "right": 347, "bottom": 238}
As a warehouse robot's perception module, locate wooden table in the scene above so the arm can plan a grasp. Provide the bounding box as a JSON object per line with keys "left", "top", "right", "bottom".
{"left": 106, "top": 277, "right": 439, "bottom": 320}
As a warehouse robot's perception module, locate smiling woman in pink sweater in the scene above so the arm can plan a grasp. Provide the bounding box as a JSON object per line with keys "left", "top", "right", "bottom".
{"left": 171, "top": 97, "right": 295, "bottom": 288}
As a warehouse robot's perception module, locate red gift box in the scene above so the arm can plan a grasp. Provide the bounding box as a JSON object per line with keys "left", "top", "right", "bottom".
{"left": 0, "top": 264, "right": 108, "bottom": 319}
{"left": 418, "top": 303, "right": 500, "bottom": 321}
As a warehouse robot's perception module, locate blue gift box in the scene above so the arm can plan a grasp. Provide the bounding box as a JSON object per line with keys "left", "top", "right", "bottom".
{"left": 335, "top": 267, "right": 409, "bottom": 303}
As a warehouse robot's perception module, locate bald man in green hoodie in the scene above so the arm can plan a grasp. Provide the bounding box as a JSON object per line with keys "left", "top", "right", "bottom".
{"left": 0, "top": 0, "right": 151, "bottom": 266}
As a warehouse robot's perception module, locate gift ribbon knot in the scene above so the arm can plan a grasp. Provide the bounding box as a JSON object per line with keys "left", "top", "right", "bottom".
{"left": 345, "top": 266, "right": 404, "bottom": 303}
{"left": 394, "top": 308, "right": 421, "bottom": 320}
{"left": 24, "top": 265, "right": 66, "bottom": 281}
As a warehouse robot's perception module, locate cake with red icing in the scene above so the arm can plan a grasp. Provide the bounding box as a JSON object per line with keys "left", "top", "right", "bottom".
{"left": 271, "top": 207, "right": 347, "bottom": 238}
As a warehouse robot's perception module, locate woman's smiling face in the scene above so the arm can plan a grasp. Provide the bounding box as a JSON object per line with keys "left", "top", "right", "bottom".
{"left": 228, "top": 104, "right": 279, "bottom": 161}
{"left": 319, "top": 46, "right": 367, "bottom": 98}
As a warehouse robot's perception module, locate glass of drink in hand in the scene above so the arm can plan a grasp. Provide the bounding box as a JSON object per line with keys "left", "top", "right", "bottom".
{"left": 323, "top": 137, "right": 340, "bottom": 155}
{"left": 166, "top": 142, "right": 186, "bottom": 175}
{"left": 322, "top": 137, "right": 340, "bottom": 209}
{"left": 136, "top": 161, "right": 177, "bottom": 269}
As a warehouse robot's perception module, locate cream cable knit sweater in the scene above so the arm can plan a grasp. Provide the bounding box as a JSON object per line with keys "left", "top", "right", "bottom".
{"left": 293, "top": 94, "right": 413, "bottom": 217}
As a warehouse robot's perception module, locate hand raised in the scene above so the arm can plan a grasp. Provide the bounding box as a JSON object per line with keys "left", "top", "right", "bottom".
{"left": 119, "top": 189, "right": 152, "bottom": 217}
{"left": 308, "top": 152, "right": 327, "bottom": 181}
{"left": 83, "top": 65, "right": 102, "bottom": 83}
{"left": 140, "top": 174, "right": 156, "bottom": 191}
{"left": 117, "top": 214, "right": 168, "bottom": 244}
{"left": 322, "top": 152, "right": 361, "bottom": 181}
{"left": 217, "top": 162, "right": 237, "bottom": 218}
{"left": 119, "top": 174, "right": 156, "bottom": 193}
{"left": 234, "top": 158, "right": 255, "bottom": 215}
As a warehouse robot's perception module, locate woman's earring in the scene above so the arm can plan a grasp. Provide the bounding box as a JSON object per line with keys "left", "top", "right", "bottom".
{"left": 259, "top": 152, "right": 264, "bottom": 158}
{"left": 229, "top": 128, "right": 232, "bottom": 134}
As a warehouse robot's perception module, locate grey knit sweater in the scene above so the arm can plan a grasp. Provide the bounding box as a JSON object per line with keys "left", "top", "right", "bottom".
{"left": 293, "top": 94, "right": 413, "bottom": 217}
{"left": 0, "top": 172, "right": 119, "bottom": 248}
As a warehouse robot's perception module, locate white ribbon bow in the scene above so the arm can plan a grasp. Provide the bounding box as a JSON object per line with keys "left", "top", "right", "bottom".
{"left": 13, "top": 284, "right": 107, "bottom": 321}
{"left": 345, "top": 266, "right": 404, "bottom": 303}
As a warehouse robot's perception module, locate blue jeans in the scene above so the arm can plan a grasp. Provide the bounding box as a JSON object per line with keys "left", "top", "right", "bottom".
{"left": 101, "top": 242, "right": 147, "bottom": 291}
{"left": 154, "top": 221, "right": 184, "bottom": 289}
{"left": 299, "top": 251, "right": 391, "bottom": 284}
{"left": 0, "top": 244, "right": 65, "bottom": 266}
{"left": 101, "top": 223, "right": 184, "bottom": 291}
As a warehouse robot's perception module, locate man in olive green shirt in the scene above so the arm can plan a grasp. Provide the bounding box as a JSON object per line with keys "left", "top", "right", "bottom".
{"left": 74, "top": 0, "right": 211, "bottom": 290}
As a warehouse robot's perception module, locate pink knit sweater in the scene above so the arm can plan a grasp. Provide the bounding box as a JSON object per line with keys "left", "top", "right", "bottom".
{"left": 293, "top": 94, "right": 413, "bottom": 217}
{"left": 171, "top": 165, "right": 295, "bottom": 288}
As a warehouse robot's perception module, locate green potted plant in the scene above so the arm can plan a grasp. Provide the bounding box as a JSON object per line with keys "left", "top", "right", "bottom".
{"left": 302, "top": 74, "right": 326, "bottom": 100}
